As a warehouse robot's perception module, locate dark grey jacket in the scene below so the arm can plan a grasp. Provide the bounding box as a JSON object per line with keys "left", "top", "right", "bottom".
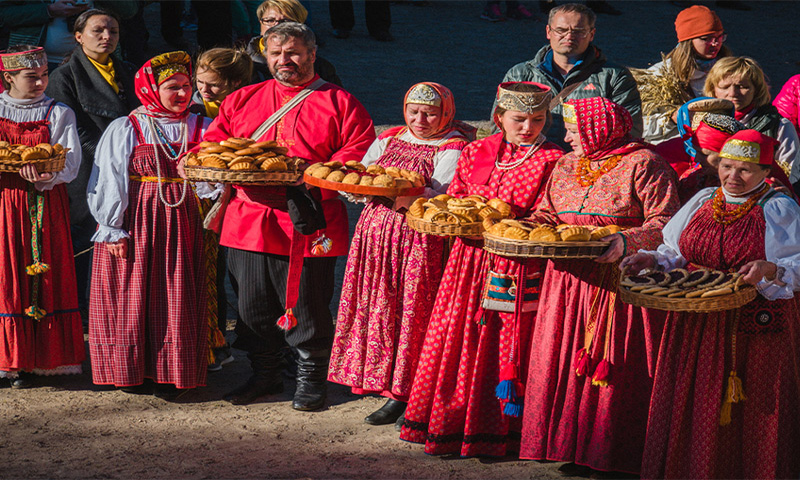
{"left": 496, "top": 44, "right": 642, "bottom": 147}
{"left": 46, "top": 47, "right": 138, "bottom": 224}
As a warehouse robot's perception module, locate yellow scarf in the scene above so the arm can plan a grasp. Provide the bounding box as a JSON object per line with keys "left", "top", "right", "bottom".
{"left": 259, "top": 36, "right": 265, "bottom": 53}
{"left": 203, "top": 99, "right": 221, "bottom": 118}
{"left": 87, "top": 55, "right": 119, "bottom": 94}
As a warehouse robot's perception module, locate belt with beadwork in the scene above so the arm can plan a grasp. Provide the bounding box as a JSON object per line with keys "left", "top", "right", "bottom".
{"left": 129, "top": 175, "right": 185, "bottom": 183}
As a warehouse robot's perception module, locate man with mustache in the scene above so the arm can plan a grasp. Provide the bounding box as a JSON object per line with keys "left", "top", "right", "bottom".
{"left": 200, "top": 22, "right": 375, "bottom": 411}
{"left": 493, "top": 3, "right": 642, "bottom": 147}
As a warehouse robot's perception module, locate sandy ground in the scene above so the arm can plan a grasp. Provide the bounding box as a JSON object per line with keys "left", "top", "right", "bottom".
{"left": 4, "top": 1, "right": 800, "bottom": 479}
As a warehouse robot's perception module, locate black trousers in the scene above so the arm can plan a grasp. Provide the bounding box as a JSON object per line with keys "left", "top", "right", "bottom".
{"left": 227, "top": 248, "right": 336, "bottom": 356}
{"left": 329, "top": 0, "right": 391, "bottom": 36}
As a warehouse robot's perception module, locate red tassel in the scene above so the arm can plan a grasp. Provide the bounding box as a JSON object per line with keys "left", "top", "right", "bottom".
{"left": 591, "top": 359, "right": 611, "bottom": 387}
{"left": 574, "top": 348, "right": 590, "bottom": 377}
{"left": 277, "top": 308, "right": 297, "bottom": 331}
{"left": 499, "top": 363, "right": 518, "bottom": 382}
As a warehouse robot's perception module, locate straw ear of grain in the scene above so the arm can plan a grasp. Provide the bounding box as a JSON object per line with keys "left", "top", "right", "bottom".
{"left": 631, "top": 54, "right": 692, "bottom": 116}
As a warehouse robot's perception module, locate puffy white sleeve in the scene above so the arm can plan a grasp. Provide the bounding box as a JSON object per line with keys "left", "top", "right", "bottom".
{"left": 87, "top": 116, "right": 137, "bottom": 243}
{"left": 34, "top": 103, "right": 81, "bottom": 190}
{"left": 758, "top": 194, "right": 800, "bottom": 300}
{"left": 360, "top": 136, "right": 389, "bottom": 167}
{"left": 428, "top": 147, "right": 460, "bottom": 196}
{"left": 773, "top": 118, "right": 800, "bottom": 182}
{"left": 638, "top": 187, "right": 714, "bottom": 271}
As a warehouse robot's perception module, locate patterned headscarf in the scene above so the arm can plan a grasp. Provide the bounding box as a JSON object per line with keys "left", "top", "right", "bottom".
{"left": 692, "top": 113, "right": 744, "bottom": 153}
{"left": 133, "top": 51, "right": 192, "bottom": 119}
{"left": 403, "top": 82, "right": 456, "bottom": 140}
{"left": 564, "top": 97, "right": 645, "bottom": 160}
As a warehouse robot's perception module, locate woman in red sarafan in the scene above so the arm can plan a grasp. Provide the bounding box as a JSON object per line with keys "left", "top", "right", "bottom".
{"left": 328, "top": 82, "right": 470, "bottom": 427}
{"left": 520, "top": 97, "right": 680, "bottom": 475}
{"left": 0, "top": 46, "right": 84, "bottom": 388}
{"left": 623, "top": 130, "right": 800, "bottom": 479}
{"left": 399, "top": 82, "right": 563, "bottom": 457}
{"left": 87, "top": 52, "right": 211, "bottom": 400}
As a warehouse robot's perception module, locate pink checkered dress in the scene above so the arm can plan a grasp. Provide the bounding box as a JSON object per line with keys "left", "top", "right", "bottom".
{"left": 89, "top": 116, "right": 207, "bottom": 389}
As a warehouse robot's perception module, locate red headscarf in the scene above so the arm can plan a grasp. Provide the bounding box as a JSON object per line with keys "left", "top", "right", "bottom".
{"left": 565, "top": 97, "right": 646, "bottom": 160}
{"left": 403, "top": 82, "right": 456, "bottom": 140}
{"left": 133, "top": 51, "right": 192, "bottom": 119}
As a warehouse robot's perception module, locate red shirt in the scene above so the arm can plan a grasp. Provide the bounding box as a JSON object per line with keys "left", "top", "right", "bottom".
{"left": 203, "top": 75, "right": 376, "bottom": 256}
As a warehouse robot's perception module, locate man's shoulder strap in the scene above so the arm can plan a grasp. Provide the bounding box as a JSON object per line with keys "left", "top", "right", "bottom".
{"left": 250, "top": 77, "right": 327, "bottom": 140}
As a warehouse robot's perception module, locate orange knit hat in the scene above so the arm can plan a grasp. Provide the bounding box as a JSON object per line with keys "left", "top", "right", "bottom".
{"left": 675, "top": 5, "right": 723, "bottom": 42}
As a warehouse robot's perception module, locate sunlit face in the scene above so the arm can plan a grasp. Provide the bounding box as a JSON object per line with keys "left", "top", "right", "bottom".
{"left": 718, "top": 157, "right": 769, "bottom": 194}
{"left": 76, "top": 14, "right": 119, "bottom": 60}
{"left": 714, "top": 75, "right": 755, "bottom": 112}
{"left": 265, "top": 36, "right": 315, "bottom": 86}
{"left": 196, "top": 68, "right": 227, "bottom": 103}
{"left": 691, "top": 32, "right": 725, "bottom": 60}
{"left": 695, "top": 147, "right": 722, "bottom": 174}
{"left": 563, "top": 122, "right": 584, "bottom": 157}
{"left": 4, "top": 66, "right": 48, "bottom": 99}
{"left": 405, "top": 103, "right": 442, "bottom": 139}
{"left": 259, "top": 8, "right": 290, "bottom": 36}
{"left": 546, "top": 12, "right": 595, "bottom": 58}
{"left": 498, "top": 110, "right": 547, "bottom": 146}
{"left": 158, "top": 74, "right": 192, "bottom": 113}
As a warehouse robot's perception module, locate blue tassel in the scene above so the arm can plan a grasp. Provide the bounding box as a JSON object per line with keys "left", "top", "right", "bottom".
{"left": 495, "top": 379, "right": 516, "bottom": 401}
{"left": 503, "top": 400, "right": 523, "bottom": 417}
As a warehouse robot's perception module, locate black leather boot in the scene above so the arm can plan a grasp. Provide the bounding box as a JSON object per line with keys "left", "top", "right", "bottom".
{"left": 224, "top": 351, "right": 283, "bottom": 405}
{"left": 291, "top": 348, "right": 330, "bottom": 411}
{"left": 365, "top": 398, "right": 406, "bottom": 425}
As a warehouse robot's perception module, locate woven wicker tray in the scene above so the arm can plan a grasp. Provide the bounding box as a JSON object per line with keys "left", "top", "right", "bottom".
{"left": 304, "top": 173, "right": 425, "bottom": 197}
{"left": 482, "top": 231, "right": 610, "bottom": 258}
{"left": 619, "top": 284, "right": 757, "bottom": 312}
{"left": 0, "top": 153, "right": 66, "bottom": 173}
{"left": 405, "top": 211, "right": 484, "bottom": 237}
{"left": 184, "top": 165, "right": 302, "bottom": 185}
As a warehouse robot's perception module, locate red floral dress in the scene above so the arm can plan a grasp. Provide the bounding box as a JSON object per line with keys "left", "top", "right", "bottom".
{"left": 399, "top": 133, "right": 563, "bottom": 457}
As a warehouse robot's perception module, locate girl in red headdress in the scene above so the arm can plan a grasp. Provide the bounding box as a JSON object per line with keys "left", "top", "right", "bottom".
{"left": 87, "top": 51, "right": 212, "bottom": 400}
{"left": 623, "top": 130, "right": 800, "bottom": 479}
{"left": 399, "top": 82, "right": 563, "bottom": 457}
{"left": 0, "top": 45, "right": 84, "bottom": 388}
{"left": 520, "top": 97, "right": 680, "bottom": 475}
{"left": 328, "top": 82, "right": 470, "bottom": 428}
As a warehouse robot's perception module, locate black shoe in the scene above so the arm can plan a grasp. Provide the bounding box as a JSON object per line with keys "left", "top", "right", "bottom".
{"left": 331, "top": 29, "right": 350, "bottom": 39}
{"left": 224, "top": 376, "right": 283, "bottom": 405}
{"left": 369, "top": 30, "right": 394, "bottom": 42}
{"left": 365, "top": 399, "right": 406, "bottom": 425}
{"left": 153, "top": 384, "right": 191, "bottom": 402}
{"left": 394, "top": 412, "right": 405, "bottom": 432}
{"left": 120, "top": 382, "right": 154, "bottom": 395}
{"left": 291, "top": 347, "right": 330, "bottom": 411}
{"left": 10, "top": 373, "right": 32, "bottom": 389}
{"left": 558, "top": 462, "right": 593, "bottom": 477}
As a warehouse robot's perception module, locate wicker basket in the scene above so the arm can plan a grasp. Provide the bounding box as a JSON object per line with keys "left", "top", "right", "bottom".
{"left": 304, "top": 173, "right": 425, "bottom": 197}
{"left": 0, "top": 153, "right": 67, "bottom": 173}
{"left": 619, "top": 285, "right": 757, "bottom": 312}
{"left": 482, "top": 232, "right": 610, "bottom": 259}
{"left": 405, "top": 211, "right": 484, "bottom": 237}
{"left": 184, "top": 165, "right": 302, "bottom": 185}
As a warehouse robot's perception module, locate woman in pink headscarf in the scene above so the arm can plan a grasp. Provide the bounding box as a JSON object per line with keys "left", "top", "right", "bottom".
{"left": 520, "top": 97, "right": 680, "bottom": 476}
{"left": 87, "top": 52, "right": 212, "bottom": 401}
{"left": 328, "top": 82, "right": 470, "bottom": 428}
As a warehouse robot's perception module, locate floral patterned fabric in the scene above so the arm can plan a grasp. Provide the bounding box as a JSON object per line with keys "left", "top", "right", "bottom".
{"left": 399, "top": 134, "right": 563, "bottom": 457}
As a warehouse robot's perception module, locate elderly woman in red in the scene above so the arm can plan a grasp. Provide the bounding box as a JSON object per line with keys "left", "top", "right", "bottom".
{"left": 87, "top": 52, "right": 211, "bottom": 401}
{"left": 328, "top": 82, "right": 470, "bottom": 428}
{"left": 399, "top": 82, "right": 564, "bottom": 457}
{"left": 624, "top": 130, "right": 800, "bottom": 479}
{"left": 519, "top": 97, "right": 680, "bottom": 476}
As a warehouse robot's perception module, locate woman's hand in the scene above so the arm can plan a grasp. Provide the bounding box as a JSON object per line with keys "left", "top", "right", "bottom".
{"left": 595, "top": 233, "right": 625, "bottom": 263}
{"left": 106, "top": 238, "right": 129, "bottom": 259}
{"left": 47, "top": 0, "right": 89, "bottom": 18}
{"left": 619, "top": 252, "right": 657, "bottom": 274}
{"left": 738, "top": 260, "right": 778, "bottom": 285}
{"left": 19, "top": 164, "right": 53, "bottom": 183}
{"left": 768, "top": 176, "right": 794, "bottom": 198}
{"left": 177, "top": 155, "right": 187, "bottom": 179}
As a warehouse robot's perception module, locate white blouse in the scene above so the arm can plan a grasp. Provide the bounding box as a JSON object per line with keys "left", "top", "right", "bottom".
{"left": 642, "top": 186, "right": 800, "bottom": 301}
{"left": 0, "top": 92, "right": 80, "bottom": 190}
{"left": 87, "top": 113, "right": 210, "bottom": 243}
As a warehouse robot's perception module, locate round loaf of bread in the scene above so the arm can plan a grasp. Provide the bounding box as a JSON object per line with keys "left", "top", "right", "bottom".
{"left": 311, "top": 166, "right": 332, "bottom": 178}
{"left": 342, "top": 172, "right": 361, "bottom": 184}
{"left": 326, "top": 170, "right": 346, "bottom": 182}
{"left": 366, "top": 164, "right": 385, "bottom": 175}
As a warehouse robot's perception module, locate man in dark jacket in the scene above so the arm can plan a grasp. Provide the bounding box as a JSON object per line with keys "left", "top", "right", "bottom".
{"left": 495, "top": 3, "right": 642, "bottom": 147}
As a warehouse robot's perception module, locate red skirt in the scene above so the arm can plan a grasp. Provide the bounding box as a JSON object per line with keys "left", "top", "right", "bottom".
{"left": 0, "top": 177, "right": 84, "bottom": 374}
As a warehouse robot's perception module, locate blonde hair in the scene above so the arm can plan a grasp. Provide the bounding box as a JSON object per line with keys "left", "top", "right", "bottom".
{"left": 195, "top": 48, "right": 254, "bottom": 97}
{"left": 257, "top": 0, "right": 308, "bottom": 23}
{"left": 703, "top": 56, "right": 771, "bottom": 108}
{"left": 664, "top": 40, "right": 731, "bottom": 86}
